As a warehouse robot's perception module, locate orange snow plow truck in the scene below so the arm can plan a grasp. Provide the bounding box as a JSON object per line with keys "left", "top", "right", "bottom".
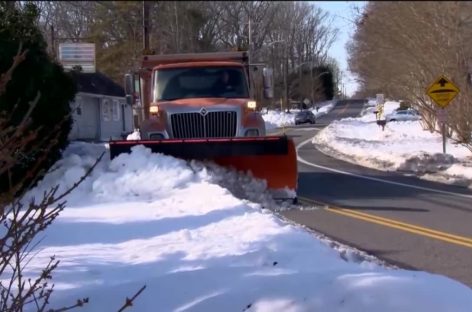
{"left": 109, "top": 51, "right": 297, "bottom": 202}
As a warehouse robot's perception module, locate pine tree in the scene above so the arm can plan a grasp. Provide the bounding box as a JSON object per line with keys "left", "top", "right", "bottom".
{"left": 0, "top": 2, "right": 77, "bottom": 193}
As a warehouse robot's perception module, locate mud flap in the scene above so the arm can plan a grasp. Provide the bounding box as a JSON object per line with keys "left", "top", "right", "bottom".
{"left": 109, "top": 136, "right": 298, "bottom": 196}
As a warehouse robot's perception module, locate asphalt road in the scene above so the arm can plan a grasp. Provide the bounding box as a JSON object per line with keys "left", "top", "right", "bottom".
{"left": 272, "top": 100, "right": 472, "bottom": 288}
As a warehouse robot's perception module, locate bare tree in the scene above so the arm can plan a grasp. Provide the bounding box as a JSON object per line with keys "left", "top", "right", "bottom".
{"left": 348, "top": 2, "right": 472, "bottom": 150}
{"left": 34, "top": 1, "right": 339, "bottom": 107}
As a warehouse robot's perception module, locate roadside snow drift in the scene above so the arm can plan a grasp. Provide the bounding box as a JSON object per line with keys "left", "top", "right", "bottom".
{"left": 263, "top": 101, "right": 335, "bottom": 130}
{"left": 314, "top": 101, "right": 472, "bottom": 187}
{"left": 18, "top": 142, "right": 472, "bottom": 311}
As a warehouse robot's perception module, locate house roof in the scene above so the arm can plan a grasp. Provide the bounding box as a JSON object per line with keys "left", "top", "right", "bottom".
{"left": 70, "top": 71, "right": 125, "bottom": 97}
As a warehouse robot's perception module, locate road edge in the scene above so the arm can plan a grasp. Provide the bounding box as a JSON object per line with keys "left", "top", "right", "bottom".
{"left": 311, "top": 127, "right": 472, "bottom": 190}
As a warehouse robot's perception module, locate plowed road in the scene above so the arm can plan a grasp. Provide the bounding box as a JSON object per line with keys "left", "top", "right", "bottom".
{"left": 270, "top": 100, "right": 472, "bottom": 288}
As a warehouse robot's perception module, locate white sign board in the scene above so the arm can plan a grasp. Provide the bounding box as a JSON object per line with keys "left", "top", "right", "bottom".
{"left": 436, "top": 108, "right": 448, "bottom": 123}
{"left": 376, "top": 93, "right": 385, "bottom": 105}
{"left": 59, "top": 43, "right": 96, "bottom": 73}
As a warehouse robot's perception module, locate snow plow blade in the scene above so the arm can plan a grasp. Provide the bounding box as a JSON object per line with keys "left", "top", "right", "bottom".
{"left": 109, "top": 136, "right": 297, "bottom": 193}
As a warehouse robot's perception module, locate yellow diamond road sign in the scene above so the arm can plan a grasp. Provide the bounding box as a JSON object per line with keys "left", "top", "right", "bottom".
{"left": 426, "top": 75, "right": 460, "bottom": 108}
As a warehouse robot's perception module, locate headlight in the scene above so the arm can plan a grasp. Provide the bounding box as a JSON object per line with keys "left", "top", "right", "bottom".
{"left": 149, "top": 106, "right": 159, "bottom": 114}
{"left": 247, "top": 101, "right": 257, "bottom": 109}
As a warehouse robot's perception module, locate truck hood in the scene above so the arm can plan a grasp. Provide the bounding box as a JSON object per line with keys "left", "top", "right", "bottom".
{"left": 157, "top": 98, "right": 249, "bottom": 108}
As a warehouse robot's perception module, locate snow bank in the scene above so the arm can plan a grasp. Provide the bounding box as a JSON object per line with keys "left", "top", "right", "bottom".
{"left": 262, "top": 101, "right": 335, "bottom": 130}
{"left": 312, "top": 100, "right": 336, "bottom": 118}
{"left": 126, "top": 129, "right": 141, "bottom": 140}
{"left": 262, "top": 110, "right": 296, "bottom": 130}
{"left": 18, "top": 142, "right": 472, "bottom": 311}
{"left": 313, "top": 101, "right": 472, "bottom": 187}
{"left": 366, "top": 98, "right": 377, "bottom": 107}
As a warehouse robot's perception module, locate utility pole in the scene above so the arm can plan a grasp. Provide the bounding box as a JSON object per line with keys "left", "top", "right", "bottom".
{"left": 299, "top": 62, "right": 302, "bottom": 105}
{"left": 335, "top": 72, "right": 339, "bottom": 98}
{"left": 142, "top": 1, "right": 150, "bottom": 54}
{"left": 174, "top": 1, "right": 179, "bottom": 53}
{"left": 310, "top": 57, "right": 314, "bottom": 104}
{"left": 50, "top": 25, "right": 56, "bottom": 61}
{"left": 284, "top": 44, "right": 288, "bottom": 112}
{"left": 263, "top": 40, "right": 286, "bottom": 110}
{"left": 248, "top": 17, "right": 253, "bottom": 99}
{"left": 137, "top": 0, "right": 150, "bottom": 128}
{"left": 248, "top": 18, "right": 252, "bottom": 64}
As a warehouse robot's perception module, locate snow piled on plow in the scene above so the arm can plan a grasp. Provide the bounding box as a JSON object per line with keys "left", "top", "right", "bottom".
{"left": 126, "top": 129, "right": 141, "bottom": 140}
{"left": 19, "top": 142, "right": 472, "bottom": 311}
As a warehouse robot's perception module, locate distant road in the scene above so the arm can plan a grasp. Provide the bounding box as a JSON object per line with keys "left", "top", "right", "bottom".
{"left": 270, "top": 99, "right": 472, "bottom": 288}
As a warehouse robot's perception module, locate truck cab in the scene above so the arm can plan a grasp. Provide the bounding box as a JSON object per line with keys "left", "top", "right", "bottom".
{"left": 124, "top": 52, "right": 274, "bottom": 141}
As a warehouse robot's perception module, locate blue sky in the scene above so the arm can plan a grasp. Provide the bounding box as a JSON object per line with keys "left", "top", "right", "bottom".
{"left": 313, "top": 1, "right": 367, "bottom": 96}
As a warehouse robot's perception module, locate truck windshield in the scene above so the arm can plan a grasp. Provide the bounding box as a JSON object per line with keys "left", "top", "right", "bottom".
{"left": 154, "top": 66, "right": 249, "bottom": 101}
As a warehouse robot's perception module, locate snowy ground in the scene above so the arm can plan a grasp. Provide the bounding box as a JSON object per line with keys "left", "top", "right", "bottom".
{"left": 12, "top": 142, "right": 472, "bottom": 311}
{"left": 313, "top": 101, "right": 472, "bottom": 188}
{"left": 262, "top": 100, "right": 335, "bottom": 130}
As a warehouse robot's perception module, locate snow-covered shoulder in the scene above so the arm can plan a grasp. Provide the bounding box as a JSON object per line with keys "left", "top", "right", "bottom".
{"left": 20, "top": 142, "right": 472, "bottom": 311}
{"left": 262, "top": 100, "right": 336, "bottom": 130}
{"left": 313, "top": 101, "right": 472, "bottom": 188}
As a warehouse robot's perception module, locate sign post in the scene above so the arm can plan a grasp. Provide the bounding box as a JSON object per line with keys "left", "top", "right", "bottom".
{"left": 436, "top": 108, "right": 448, "bottom": 154}
{"left": 375, "top": 93, "right": 386, "bottom": 131}
{"left": 426, "top": 75, "right": 459, "bottom": 154}
{"left": 58, "top": 43, "right": 96, "bottom": 73}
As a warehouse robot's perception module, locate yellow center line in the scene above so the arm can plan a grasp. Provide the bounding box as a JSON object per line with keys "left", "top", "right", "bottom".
{"left": 326, "top": 208, "right": 472, "bottom": 248}
{"left": 270, "top": 126, "right": 296, "bottom": 136}
{"left": 333, "top": 208, "right": 472, "bottom": 244}
{"left": 299, "top": 197, "right": 472, "bottom": 249}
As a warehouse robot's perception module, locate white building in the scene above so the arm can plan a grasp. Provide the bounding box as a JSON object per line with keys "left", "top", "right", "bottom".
{"left": 68, "top": 71, "right": 134, "bottom": 141}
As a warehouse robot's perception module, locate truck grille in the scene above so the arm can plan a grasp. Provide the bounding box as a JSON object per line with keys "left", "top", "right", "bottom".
{"left": 170, "top": 111, "right": 237, "bottom": 138}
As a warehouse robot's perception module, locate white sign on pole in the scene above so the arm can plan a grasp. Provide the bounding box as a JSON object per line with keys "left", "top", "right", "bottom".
{"left": 59, "top": 43, "right": 96, "bottom": 73}
{"left": 376, "top": 93, "right": 385, "bottom": 105}
{"left": 437, "top": 108, "right": 448, "bottom": 123}
{"left": 375, "top": 93, "right": 385, "bottom": 121}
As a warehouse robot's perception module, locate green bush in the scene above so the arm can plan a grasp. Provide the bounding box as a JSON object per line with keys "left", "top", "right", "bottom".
{"left": 0, "top": 2, "right": 77, "bottom": 193}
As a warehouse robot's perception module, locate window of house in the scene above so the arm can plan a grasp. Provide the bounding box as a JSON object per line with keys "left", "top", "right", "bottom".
{"left": 75, "top": 96, "right": 82, "bottom": 115}
{"left": 102, "top": 98, "right": 111, "bottom": 121}
{"left": 112, "top": 99, "right": 121, "bottom": 121}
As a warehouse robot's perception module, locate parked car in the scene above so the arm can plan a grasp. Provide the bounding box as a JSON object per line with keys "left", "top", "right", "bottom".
{"left": 385, "top": 109, "right": 420, "bottom": 122}
{"left": 295, "top": 110, "right": 316, "bottom": 125}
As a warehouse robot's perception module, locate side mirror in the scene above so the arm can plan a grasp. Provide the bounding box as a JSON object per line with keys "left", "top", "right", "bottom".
{"left": 262, "top": 67, "right": 274, "bottom": 99}
{"left": 124, "top": 73, "right": 134, "bottom": 96}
